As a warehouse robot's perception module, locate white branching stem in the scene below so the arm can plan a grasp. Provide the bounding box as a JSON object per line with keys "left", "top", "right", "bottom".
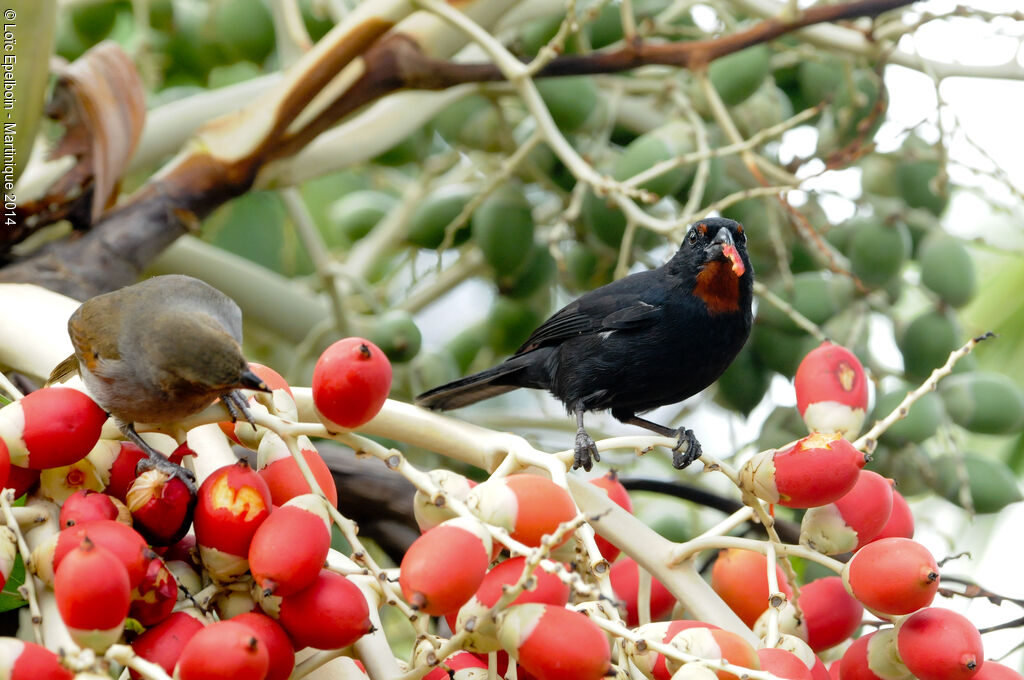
{"left": 0, "top": 490, "right": 43, "bottom": 644}
{"left": 753, "top": 280, "right": 830, "bottom": 343}
{"left": 853, "top": 332, "right": 995, "bottom": 453}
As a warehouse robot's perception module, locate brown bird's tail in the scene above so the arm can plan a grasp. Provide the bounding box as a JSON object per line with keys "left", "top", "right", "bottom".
{"left": 415, "top": 361, "right": 525, "bottom": 411}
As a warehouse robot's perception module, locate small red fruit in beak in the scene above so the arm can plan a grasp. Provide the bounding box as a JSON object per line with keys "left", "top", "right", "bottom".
{"left": 722, "top": 243, "right": 745, "bottom": 276}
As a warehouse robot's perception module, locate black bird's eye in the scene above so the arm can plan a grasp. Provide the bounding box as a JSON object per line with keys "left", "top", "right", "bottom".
{"left": 687, "top": 229, "right": 698, "bottom": 245}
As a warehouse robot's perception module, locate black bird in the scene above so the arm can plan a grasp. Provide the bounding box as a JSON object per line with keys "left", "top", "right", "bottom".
{"left": 416, "top": 218, "right": 754, "bottom": 471}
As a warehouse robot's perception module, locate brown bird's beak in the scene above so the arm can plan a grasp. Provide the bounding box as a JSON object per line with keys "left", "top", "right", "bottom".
{"left": 707, "top": 228, "right": 746, "bottom": 277}
{"left": 240, "top": 367, "right": 271, "bottom": 392}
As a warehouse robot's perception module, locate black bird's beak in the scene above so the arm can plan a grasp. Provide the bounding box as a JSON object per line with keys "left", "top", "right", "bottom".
{"left": 706, "top": 228, "right": 746, "bottom": 276}
{"left": 240, "top": 367, "right": 271, "bottom": 392}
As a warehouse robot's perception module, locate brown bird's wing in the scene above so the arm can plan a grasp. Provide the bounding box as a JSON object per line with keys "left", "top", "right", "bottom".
{"left": 47, "top": 354, "right": 80, "bottom": 385}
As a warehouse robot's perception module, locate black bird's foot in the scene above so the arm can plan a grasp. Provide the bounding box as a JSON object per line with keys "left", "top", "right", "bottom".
{"left": 671, "top": 428, "right": 702, "bottom": 469}
{"left": 136, "top": 453, "right": 198, "bottom": 494}
{"left": 223, "top": 390, "right": 257, "bottom": 431}
{"left": 573, "top": 429, "right": 600, "bottom": 472}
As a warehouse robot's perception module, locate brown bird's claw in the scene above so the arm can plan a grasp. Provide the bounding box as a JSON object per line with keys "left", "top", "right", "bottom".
{"left": 671, "top": 428, "right": 702, "bottom": 469}
{"left": 573, "top": 429, "right": 600, "bottom": 472}
{"left": 136, "top": 452, "right": 198, "bottom": 495}
{"left": 223, "top": 390, "right": 258, "bottom": 432}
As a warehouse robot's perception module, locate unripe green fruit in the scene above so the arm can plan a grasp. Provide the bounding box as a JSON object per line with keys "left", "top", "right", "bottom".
{"left": 897, "top": 159, "right": 948, "bottom": 216}
{"left": 874, "top": 389, "right": 945, "bottom": 446}
{"left": 588, "top": 3, "right": 624, "bottom": 48}
{"left": 473, "top": 186, "right": 535, "bottom": 276}
{"left": 365, "top": 310, "right": 422, "bottom": 363}
{"left": 732, "top": 83, "right": 794, "bottom": 139}
{"left": 431, "top": 95, "right": 502, "bottom": 151}
{"left": 374, "top": 128, "right": 431, "bottom": 166}
{"left": 488, "top": 298, "right": 545, "bottom": 355}
{"left": 407, "top": 184, "right": 474, "bottom": 249}
{"left": 797, "top": 58, "right": 844, "bottom": 107}
{"left": 940, "top": 372, "right": 1024, "bottom": 435}
{"left": 932, "top": 452, "right": 1023, "bottom": 514}
{"left": 859, "top": 154, "right": 900, "bottom": 198}
{"left": 758, "top": 406, "right": 808, "bottom": 450}
{"left": 897, "top": 308, "right": 960, "bottom": 382}
{"left": 757, "top": 272, "right": 855, "bottom": 333}
{"left": 750, "top": 324, "right": 817, "bottom": 378}
{"left": 918, "top": 234, "right": 976, "bottom": 307}
{"left": 498, "top": 243, "right": 556, "bottom": 300}
{"left": 709, "top": 45, "right": 772, "bottom": 106}
{"left": 212, "top": 0, "right": 275, "bottom": 64}
{"left": 848, "top": 217, "right": 910, "bottom": 288}
{"left": 537, "top": 77, "right": 602, "bottom": 132}
{"left": 447, "top": 323, "right": 488, "bottom": 373}
{"left": 71, "top": 0, "right": 122, "bottom": 44}
{"left": 715, "top": 345, "right": 770, "bottom": 416}
{"left": 564, "top": 242, "right": 615, "bottom": 292}
{"left": 329, "top": 190, "right": 398, "bottom": 243}
{"left": 614, "top": 121, "right": 697, "bottom": 197}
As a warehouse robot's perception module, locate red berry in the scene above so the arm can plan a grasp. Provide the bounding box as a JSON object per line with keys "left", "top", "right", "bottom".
{"left": 103, "top": 442, "right": 148, "bottom": 501}
{"left": 871, "top": 487, "right": 915, "bottom": 541}
{"left": 0, "top": 638, "right": 74, "bottom": 680}
{"left": 54, "top": 519, "right": 151, "bottom": 588}
{"left": 449, "top": 554, "right": 570, "bottom": 645}
{"left": 131, "top": 609, "right": 206, "bottom": 677}
{"left": 231, "top": 612, "right": 295, "bottom": 680}
{"left": 400, "top": 518, "right": 491, "bottom": 616}
{"left": 176, "top": 620, "right": 270, "bottom": 680}
{"left": 838, "top": 631, "right": 908, "bottom": 680}
{"left": 312, "top": 337, "right": 392, "bottom": 429}
{"left": 249, "top": 495, "right": 332, "bottom": 597}
{"left": 609, "top": 557, "right": 676, "bottom": 626}
{"left": 974, "top": 661, "right": 1024, "bottom": 680}
{"left": 665, "top": 627, "right": 760, "bottom": 680}
{"left": 627, "top": 621, "right": 721, "bottom": 680}
{"left": 0, "top": 387, "right": 107, "bottom": 469}
{"left": 55, "top": 538, "right": 131, "bottom": 652}
{"left": 844, "top": 537, "right": 939, "bottom": 616}
{"left": 257, "top": 437, "right": 338, "bottom": 507}
{"left": 710, "top": 548, "right": 792, "bottom": 627}
{"left": 589, "top": 471, "right": 632, "bottom": 560}
{"left": 800, "top": 576, "right": 863, "bottom": 652}
{"left": 125, "top": 469, "right": 195, "bottom": 546}
{"left": 193, "top": 462, "right": 272, "bottom": 581}
{"left": 757, "top": 648, "right": 813, "bottom": 680}
{"left": 800, "top": 470, "right": 893, "bottom": 554}
{"left": 469, "top": 473, "right": 577, "bottom": 548}
{"left": 795, "top": 342, "right": 869, "bottom": 437}
{"left": 897, "top": 608, "right": 983, "bottom": 680}
{"left": 59, "top": 489, "right": 124, "bottom": 528}
{"left": 497, "top": 604, "right": 611, "bottom": 680}
{"left": 274, "top": 569, "right": 373, "bottom": 650}
{"left": 131, "top": 554, "right": 178, "bottom": 626}
{"left": 741, "top": 432, "right": 867, "bottom": 508}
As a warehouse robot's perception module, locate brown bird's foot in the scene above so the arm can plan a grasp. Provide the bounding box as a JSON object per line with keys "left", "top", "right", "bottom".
{"left": 222, "top": 390, "right": 257, "bottom": 431}
{"left": 572, "top": 406, "right": 599, "bottom": 471}
{"left": 121, "top": 424, "right": 198, "bottom": 494}
{"left": 671, "top": 428, "right": 702, "bottom": 470}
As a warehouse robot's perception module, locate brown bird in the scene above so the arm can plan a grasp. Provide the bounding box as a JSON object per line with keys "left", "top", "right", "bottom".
{"left": 49, "top": 274, "right": 269, "bottom": 487}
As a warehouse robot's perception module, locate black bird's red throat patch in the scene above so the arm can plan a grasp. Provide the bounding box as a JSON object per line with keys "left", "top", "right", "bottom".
{"left": 694, "top": 260, "right": 741, "bottom": 314}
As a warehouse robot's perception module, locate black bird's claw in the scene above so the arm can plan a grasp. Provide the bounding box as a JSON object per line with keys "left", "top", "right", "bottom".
{"left": 573, "top": 430, "right": 600, "bottom": 471}
{"left": 671, "top": 428, "right": 702, "bottom": 469}
{"left": 223, "top": 390, "right": 258, "bottom": 432}
{"left": 136, "top": 454, "right": 198, "bottom": 495}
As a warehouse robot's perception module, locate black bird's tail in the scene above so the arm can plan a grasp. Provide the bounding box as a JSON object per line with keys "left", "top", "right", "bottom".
{"left": 415, "top": 361, "right": 525, "bottom": 410}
